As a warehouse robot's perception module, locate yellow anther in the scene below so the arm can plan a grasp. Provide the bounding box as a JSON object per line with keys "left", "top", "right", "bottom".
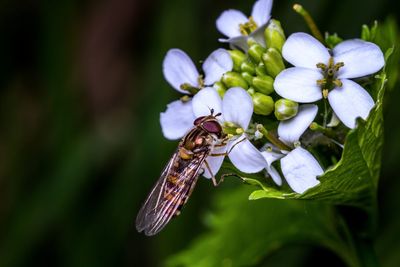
{"left": 239, "top": 16, "right": 258, "bottom": 35}
{"left": 333, "top": 79, "right": 343, "bottom": 87}
{"left": 317, "top": 79, "right": 327, "bottom": 86}
{"left": 316, "top": 63, "right": 327, "bottom": 70}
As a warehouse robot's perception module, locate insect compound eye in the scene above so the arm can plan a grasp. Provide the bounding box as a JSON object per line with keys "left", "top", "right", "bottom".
{"left": 202, "top": 120, "right": 222, "bottom": 135}
{"left": 193, "top": 116, "right": 206, "bottom": 126}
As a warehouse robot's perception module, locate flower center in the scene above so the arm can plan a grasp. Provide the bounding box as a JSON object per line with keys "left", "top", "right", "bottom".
{"left": 180, "top": 75, "right": 205, "bottom": 95}
{"left": 239, "top": 17, "right": 258, "bottom": 36}
{"left": 222, "top": 122, "right": 244, "bottom": 137}
{"left": 316, "top": 57, "right": 344, "bottom": 98}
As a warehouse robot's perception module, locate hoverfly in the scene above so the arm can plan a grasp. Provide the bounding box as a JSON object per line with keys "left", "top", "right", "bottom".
{"left": 136, "top": 110, "right": 226, "bottom": 236}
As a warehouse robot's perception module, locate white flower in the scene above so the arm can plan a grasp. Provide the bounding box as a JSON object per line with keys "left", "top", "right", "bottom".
{"left": 191, "top": 87, "right": 267, "bottom": 178}
{"left": 261, "top": 104, "right": 324, "bottom": 194}
{"left": 216, "top": 0, "right": 273, "bottom": 51}
{"left": 160, "top": 48, "right": 233, "bottom": 140}
{"left": 274, "top": 32, "right": 385, "bottom": 128}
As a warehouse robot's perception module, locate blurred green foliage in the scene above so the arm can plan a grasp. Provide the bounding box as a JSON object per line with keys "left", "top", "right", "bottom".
{"left": 0, "top": 0, "right": 399, "bottom": 267}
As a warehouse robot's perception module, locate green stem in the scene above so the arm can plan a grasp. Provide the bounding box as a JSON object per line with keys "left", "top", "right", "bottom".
{"left": 354, "top": 238, "right": 379, "bottom": 267}
{"left": 323, "top": 98, "right": 329, "bottom": 127}
{"left": 256, "top": 124, "right": 291, "bottom": 151}
{"left": 293, "top": 4, "right": 325, "bottom": 44}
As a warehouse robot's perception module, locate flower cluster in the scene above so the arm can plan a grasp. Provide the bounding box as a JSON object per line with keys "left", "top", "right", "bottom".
{"left": 159, "top": 0, "right": 384, "bottom": 194}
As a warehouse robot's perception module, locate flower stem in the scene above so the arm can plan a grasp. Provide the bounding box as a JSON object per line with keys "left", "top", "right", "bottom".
{"left": 256, "top": 124, "right": 291, "bottom": 151}
{"left": 293, "top": 4, "right": 325, "bottom": 44}
{"left": 323, "top": 98, "right": 329, "bottom": 128}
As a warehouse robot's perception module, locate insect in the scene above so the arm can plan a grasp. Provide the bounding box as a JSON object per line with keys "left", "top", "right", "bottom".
{"left": 136, "top": 110, "right": 226, "bottom": 236}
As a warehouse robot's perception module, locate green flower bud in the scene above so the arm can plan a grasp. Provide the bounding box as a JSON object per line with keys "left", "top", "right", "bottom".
{"left": 252, "top": 92, "right": 274, "bottom": 116}
{"left": 361, "top": 25, "right": 370, "bottom": 41}
{"left": 247, "top": 87, "right": 255, "bottom": 95}
{"left": 241, "top": 60, "right": 256, "bottom": 75}
{"left": 255, "top": 63, "right": 268, "bottom": 77}
{"left": 248, "top": 43, "right": 266, "bottom": 64}
{"left": 262, "top": 48, "right": 285, "bottom": 78}
{"left": 241, "top": 72, "right": 253, "bottom": 86}
{"left": 274, "top": 99, "right": 299, "bottom": 120}
{"left": 252, "top": 75, "right": 274, "bottom": 95}
{"left": 325, "top": 33, "right": 343, "bottom": 49}
{"left": 264, "top": 19, "right": 286, "bottom": 52}
{"left": 229, "top": 50, "right": 247, "bottom": 72}
{"left": 213, "top": 81, "right": 227, "bottom": 97}
{"left": 222, "top": 71, "right": 248, "bottom": 89}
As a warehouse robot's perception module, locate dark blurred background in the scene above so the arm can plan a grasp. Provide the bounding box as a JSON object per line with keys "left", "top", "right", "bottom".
{"left": 0, "top": 0, "right": 399, "bottom": 266}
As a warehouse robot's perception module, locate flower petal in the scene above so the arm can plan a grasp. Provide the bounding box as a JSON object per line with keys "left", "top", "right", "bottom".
{"left": 274, "top": 67, "right": 323, "bottom": 103}
{"left": 261, "top": 149, "right": 284, "bottom": 186}
{"left": 333, "top": 39, "right": 385, "bottom": 79}
{"left": 266, "top": 165, "right": 282, "bottom": 186}
{"left": 328, "top": 79, "right": 375, "bottom": 129}
{"left": 281, "top": 147, "right": 323, "bottom": 194}
{"left": 216, "top": 9, "right": 248, "bottom": 38}
{"left": 251, "top": 0, "right": 273, "bottom": 27}
{"left": 219, "top": 36, "right": 249, "bottom": 51}
{"left": 260, "top": 147, "right": 284, "bottom": 166}
{"left": 203, "top": 49, "right": 233, "bottom": 86}
{"left": 222, "top": 87, "right": 253, "bottom": 129}
{"left": 282, "top": 32, "right": 330, "bottom": 68}
{"left": 192, "top": 87, "right": 223, "bottom": 117}
{"left": 162, "top": 49, "right": 199, "bottom": 93}
{"left": 160, "top": 100, "right": 196, "bottom": 140}
{"left": 278, "top": 104, "right": 318, "bottom": 145}
{"left": 249, "top": 23, "right": 268, "bottom": 47}
{"left": 202, "top": 145, "right": 227, "bottom": 179}
{"left": 228, "top": 136, "right": 267, "bottom": 173}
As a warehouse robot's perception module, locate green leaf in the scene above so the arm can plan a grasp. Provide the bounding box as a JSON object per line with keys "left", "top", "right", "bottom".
{"left": 166, "top": 187, "right": 359, "bottom": 267}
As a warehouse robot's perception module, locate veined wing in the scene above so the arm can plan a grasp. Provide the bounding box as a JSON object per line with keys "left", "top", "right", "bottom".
{"left": 135, "top": 147, "right": 210, "bottom": 236}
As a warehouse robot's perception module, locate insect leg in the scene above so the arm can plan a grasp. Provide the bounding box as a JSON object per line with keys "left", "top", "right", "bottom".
{"left": 203, "top": 160, "right": 219, "bottom": 187}
{"left": 209, "top": 137, "right": 247, "bottom": 157}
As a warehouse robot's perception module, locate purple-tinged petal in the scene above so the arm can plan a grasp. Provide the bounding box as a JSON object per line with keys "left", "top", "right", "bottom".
{"left": 192, "top": 87, "right": 223, "bottom": 118}
{"left": 203, "top": 49, "right": 233, "bottom": 86}
{"left": 334, "top": 39, "right": 385, "bottom": 79}
{"left": 222, "top": 87, "right": 253, "bottom": 129}
{"left": 278, "top": 104, "right": 318, "bottom": 145}
{"left": 251, "top": 0, "right": 273, "bottom": 27}
{"left": 282, "top": 32, "right": 330, "bottom": 68}
{"left": 228, "top": 136, "right": 267, "bottom": 173}
{"left": 160, "top": 100, "right": 196, "bottom": 140}
{"left": 274, "top": 67, "right": 323, "bottom": 103}
{"left": 328, "top": 79, "right": 375, "bottom": 129}
{"left": 162, "top": 49, "right": 199, "bottom": 93}
{"left": 281, "top": 147, "right": 323, "bottom": 194}
{"left": 216, "top": 10, "right": 248, "bottom": 38}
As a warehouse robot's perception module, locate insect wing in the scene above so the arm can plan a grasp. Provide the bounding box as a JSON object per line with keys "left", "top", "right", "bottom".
{"left": 135, "top": 147, "right": 209, "bottom": 236}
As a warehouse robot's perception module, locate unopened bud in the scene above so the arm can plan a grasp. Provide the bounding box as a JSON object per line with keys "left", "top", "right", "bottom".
{"left": 255, "top": 63, "right": 268, "bottom": 77}
{"left": 361, "top": 25, "right": 370, "bottom": 41}
{"left": 241, "top": 72, "right": 254, "bottom": 86}
{"left": 213, "top": 81, "right": 227, "bottom": 97}
{"left": 248, "top": 43, "right": 266, "bottom": 64}
{"left": 222, "top": 71, "right": 248, "bottom": 89}
{"left": 252, "top": 92, "right": 274, "bottom": 116}
{"left": 274, "top": 99, "right": 299, "bottom": 120}
{"left": 252, "top": 75, "right": 274, "bottom": 95}
{"left": 262, "top": 48, "right": 285, "bottom": 78}
{"left": 265, "top": 19, "right": 286, "bottom": 52}
{"left": 229, "top": 50, "right": 247, "bottom": 72}
{"left": 241, "top": 61, "right": 256, "bottom": 75}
